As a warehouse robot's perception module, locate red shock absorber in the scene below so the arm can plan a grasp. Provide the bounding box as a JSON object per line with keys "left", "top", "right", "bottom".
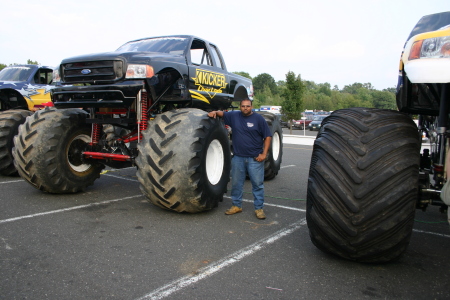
{"left": 90, "top": 123, "right": 101, "bottom": 145}
{"left": 140, "top": 90, "right": 149, "bottom": 132}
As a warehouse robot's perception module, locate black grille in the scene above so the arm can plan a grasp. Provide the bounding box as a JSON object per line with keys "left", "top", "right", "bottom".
{"left": 62, "top": 60, "right": 123, "bottom": 83}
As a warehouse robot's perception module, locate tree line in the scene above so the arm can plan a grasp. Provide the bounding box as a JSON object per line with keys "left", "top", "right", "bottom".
{"left": 233, "top": 71, "right": 397, "bottom": 121}
{"left": 1, "top": 62, "right": 396, "bottom": 122}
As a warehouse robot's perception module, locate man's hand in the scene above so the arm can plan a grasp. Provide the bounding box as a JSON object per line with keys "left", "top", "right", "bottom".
{"left": 207, "top": 111, "right": 224, "bottom": 118}
{"left": 255, "top": 153, "right": 267, "bottom": 162}
{"left": 255, "top": 137, "right": 272, "bottom": 162}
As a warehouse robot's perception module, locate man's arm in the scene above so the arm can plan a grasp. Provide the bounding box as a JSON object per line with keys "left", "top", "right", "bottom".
{"left": 256, "top": 136, "right": 272, "bottom": 162}
{"left": 207, "top": 111, "right": 224, "bottom": 118}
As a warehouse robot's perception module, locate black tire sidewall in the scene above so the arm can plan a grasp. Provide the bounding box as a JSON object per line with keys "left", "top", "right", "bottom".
{"left": 13, "top": 108, "right": 104, "bottom": 193}
{"left": 198, "top": 117, "right": 231, "bottom": 199}
{"left": 267, "top": 115, "right": 283, "bottom": 174}
{"left": 307, "top": 107, "right": 420, "bottom": 263}
{"left": 137, "top": 108, "right": 231, "bottom": 213}
{"left": 0, "top": 109, "right": 32, "bottom": 175}
{"left": 256, "top": 111, "right": 283, "bottom": 180}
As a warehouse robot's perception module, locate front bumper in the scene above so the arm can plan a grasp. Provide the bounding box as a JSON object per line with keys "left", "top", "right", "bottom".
{"left": 51, "top": 81, "right": 145, "bottom": 108}
{"left": 404, "top": 58, "right": 450, "bottom": 83}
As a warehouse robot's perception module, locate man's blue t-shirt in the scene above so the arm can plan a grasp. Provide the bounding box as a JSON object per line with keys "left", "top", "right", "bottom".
{"left": 223, "top": 111, "right": 272, "bottom": 157}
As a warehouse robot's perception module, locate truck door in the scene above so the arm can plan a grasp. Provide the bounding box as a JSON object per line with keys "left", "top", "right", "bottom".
{"left": 28, "top": 67, "right": 54, "bottom": 107}
{"left": 188, "top": 39, "right": 229, "bottom": 108}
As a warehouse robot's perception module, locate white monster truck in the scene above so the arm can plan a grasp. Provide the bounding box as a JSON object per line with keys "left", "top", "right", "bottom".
{"left": 306, "top": 11, "right": 450, "bottom": 263}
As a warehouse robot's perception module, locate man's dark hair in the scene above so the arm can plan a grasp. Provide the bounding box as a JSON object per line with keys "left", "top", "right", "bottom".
{"left": 240, "top": 99, "right": 252, "bottom": 106}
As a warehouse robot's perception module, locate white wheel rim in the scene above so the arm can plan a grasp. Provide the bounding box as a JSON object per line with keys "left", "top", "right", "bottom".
{"left": 67, "top": 134, "right": 92, "bottom": 173}
{"left": 272, "top": 132, "right": 280, "bottom": 161}
{"left": 206, "top": 139, "right": 224, "bottom": 185}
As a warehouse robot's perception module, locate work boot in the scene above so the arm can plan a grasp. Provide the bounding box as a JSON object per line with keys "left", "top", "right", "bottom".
{"left": 225, "top": 206, "right": 242, "bottom": 215}
{"left": 255, "top": 209, "right": 266, "bottom": 219}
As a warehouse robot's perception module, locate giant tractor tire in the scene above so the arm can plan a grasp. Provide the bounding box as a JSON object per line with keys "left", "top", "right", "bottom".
{"left": 12, "top": 107, "right": 104, "bottom": 193}
{"left": 136, "top": 108, "right": 231, "bottom": 213}
{"left": 0, "top": 109, "right": 32, "bottom": 176}
{"left": 256, "top": 111, "right": 283, "bottom": 180}
{"left": 306, "top": 107, "right": 420, "bottom": 263}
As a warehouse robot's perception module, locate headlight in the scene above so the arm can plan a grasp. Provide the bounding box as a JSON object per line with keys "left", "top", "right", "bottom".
{"left": 409, "top": 35, "right": 450, "bottom": 60}
{"left": 126, "top": 64, "right": 154, "bottom": 79}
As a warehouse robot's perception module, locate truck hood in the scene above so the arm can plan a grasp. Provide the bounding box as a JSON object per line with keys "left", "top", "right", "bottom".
{"left": 61, "top": 51, "right": 186, "bottom": 66}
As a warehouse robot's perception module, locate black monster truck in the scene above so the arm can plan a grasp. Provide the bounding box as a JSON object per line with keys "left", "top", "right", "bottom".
{"left": 12, "top": 35, "right": 283, "bottom": 213}
{"left": 306, "top": 12, "right": 450, "bottom": 263}
{"left": 0, "top": 64, "right": 54, "bottom": 175}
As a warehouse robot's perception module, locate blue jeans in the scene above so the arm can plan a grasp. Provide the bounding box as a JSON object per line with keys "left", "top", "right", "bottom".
{"left": 230, "top": 155, "right": 265, "bottom": 210}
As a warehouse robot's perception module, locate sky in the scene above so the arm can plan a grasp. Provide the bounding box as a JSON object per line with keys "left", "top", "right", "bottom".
{"left": 1, "top": 0, "right": 449, "bottom": 90}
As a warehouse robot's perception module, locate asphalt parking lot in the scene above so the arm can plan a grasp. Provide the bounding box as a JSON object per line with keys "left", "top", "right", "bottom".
{"left": 1, "top": 130, "right": 450, "bottom": 300}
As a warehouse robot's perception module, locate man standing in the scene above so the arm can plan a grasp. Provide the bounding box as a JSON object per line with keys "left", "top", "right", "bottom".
{"left": 208, "top": 99, "right": 272, "bottom": 219}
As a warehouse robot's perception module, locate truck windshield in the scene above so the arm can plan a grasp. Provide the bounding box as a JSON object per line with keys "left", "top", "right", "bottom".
{"left": 0, "top": 66, "right": 34, "bottom": 81}
{"left": 407, "top": 11, "right": 450, "bottom": 40}
{"left": 116, "top": 37, "right": 189, "bottom": 55}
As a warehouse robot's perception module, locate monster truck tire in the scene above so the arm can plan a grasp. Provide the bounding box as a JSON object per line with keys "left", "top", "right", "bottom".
{"left": 136, "top": 108, "right": 231, "bottom": 213}
{"left": 0, "top": 109, "right": 32, "bottom": 176}
{"left": 256, "top": 111, "right": 283, "bottom": 180}
{"left": 12, "top": 107, "right": 104, "bottom": 193}
{"left": 307, "top": 107, "right": 420, "bottom": 263}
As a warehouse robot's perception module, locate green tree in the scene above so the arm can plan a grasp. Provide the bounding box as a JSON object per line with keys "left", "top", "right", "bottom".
{"left": 233, "top": 71, "right": 252, "bottom": 80}
{"left": 302, "top": 90, "right": 317, "bottom": 111}
{"left": 276, "top": 80, "right": 286, "bottom": 88}
{"left": 280, "top": 71, "right": 304, "bottom": 133}
{"left": 304, "top": 80, "right": 318, "bottom": 91}
{"left": 371, "top": 90, "right": 396, "bottom": 109}
{"left": 253, "top": 84, "right": 283, "bottom": 108}
{"left": 337, "top": 93, "right": 362, "bottom": 109}
{"left": 315, "top": 93, "right": 333, "bottom": 111}
{"left": 342, "top": 82, "right": 364, "bottom": 94}
{"left": 27, "top": 59, "right": 39, "bottom": 65}
{"left": 383, "top": 87, "right": 397, "bottom": 94}
{"left": 0, "top": 63, "right": 6, "bottom": 71}
{"left": 356, "top": 88, "right": 373, "bottom": 107}
{"left": 318, "top": 82, "right": 332, "bottom": 97}
{"left": 253, "top": 73, "right": 277, "bottom": 95}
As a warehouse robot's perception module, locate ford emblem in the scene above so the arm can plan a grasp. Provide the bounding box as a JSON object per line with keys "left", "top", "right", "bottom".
{"left": 81, "top": 69, "right": 91, "bottom": 75}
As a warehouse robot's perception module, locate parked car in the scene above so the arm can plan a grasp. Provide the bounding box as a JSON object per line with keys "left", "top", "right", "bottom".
{"left": 0, "top": 64, "right": 55, "bottom": 175}
{"left": 308, "top": 115, "right": 327, "bottom": 131}
{"left": 293, "top": 119, "right": 312, "bottom": 130}
{"left": 275, "top": 113, "right": 288, "bottom": 128}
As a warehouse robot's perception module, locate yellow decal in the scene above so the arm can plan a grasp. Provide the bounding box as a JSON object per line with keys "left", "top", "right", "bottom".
{"left": 191, "top": 69, "right": 227, "bottom": 100}
{"left": 189, "top": 90, "right": 210, "bottom": 104}
{"left": 28, "top": 88, "right": 53, "bottom": 109}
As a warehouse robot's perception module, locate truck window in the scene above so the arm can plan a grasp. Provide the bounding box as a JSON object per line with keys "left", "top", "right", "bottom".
{"left": 209, "top": 44, "right": 224, "bottom": 69}
{"left": 190, "top": 40, "right": 212, "bottom": 66}
{"left": 33, "top": 69, "right": 53, "bottom": 84}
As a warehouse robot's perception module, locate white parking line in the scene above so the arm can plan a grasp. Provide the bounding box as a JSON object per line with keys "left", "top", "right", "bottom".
{"left": 225, "top": 196, "right": 306, "bottom": 212}
{"left": 280, "top": 164, "right": 296, "bottom": 169}
{"left": 413, "top": 229, "right": 450, "bottom": 238}
{"left": 0, "top": 179, "right": 23, "bottom": 184}
{"left": 0, "top": 195, "right": 143, "bottom": 224}
{"left": 3, "top": 172, "right": 448, "bottom": 300}
{"left": 102, "top": 173, "right": 140, "bottom": 182}
{"left": 135, "top": 218, "right": 307, "bottom": 300}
